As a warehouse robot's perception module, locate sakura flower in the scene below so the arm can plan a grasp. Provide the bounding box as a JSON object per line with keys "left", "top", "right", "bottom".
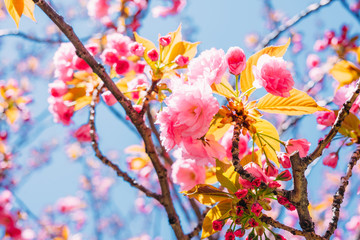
{"left": 130, "top": 42, "right": 145, "bottom": 56}
{"left": 171, "top": 158, "right": 205, "bottom": 191}
{"left": 187, "top": 48, "right": 227, "bottom": 85}
{"left": 220, "top": 126, "right": 249, "bottom": 160}
{"left": 73, "top": 124, "right": 96, "bottom": 143}
{"left": 156, "top": 80, "right": 219, "bottom": 151}
{"left": 152, "top": 0, "right": 186, "bottom": 18}
{"left": 316, "top": 111, "right": 336, "bottom": 127}
{"left": 286, "top": 138, "right": 311, "bottom": 158}
{"left": 56, "top": 196, "right": 86, "bottom": 214}
{"left": 306, "top": 54, "right": 320, "bottom": 68}
{"left": 87, "top": 0, "right": 109, "bottom": 19}
{"left": 334, "top": 81, "right": 360, "bottom": 113}
{"left": 253, "top": 54, "right": 294, "bottom": 97}
{"left": 106, "top": 33, "right": 132, "bottom": 57}
{"left": 48, "top": 97, "right": 74, "bottom": 125}
{"left": 225, "top": 47, "right": 246, "bottom": 75}
{"left": 323, "top": 152, "right": 339, "bottom": 168}
{"left": 147, "top": 48, "right": 159, "bottom": 61}
{"left": 49, "top": 80, "right": 68, "bottom": 98}
{"left": 159, "top": 35, "right": 171, "bottom": 47}
{"left": 239, "top": 162, "right": 270, "bottom": 188}
{"left": 101, "top": 90, "right": 117, "bottom": 106}
{"left": 53, "top": 43, "right": 76, "bottom": 82}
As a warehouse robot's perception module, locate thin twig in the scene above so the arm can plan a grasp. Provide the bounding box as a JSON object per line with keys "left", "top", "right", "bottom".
{"left": 0, "top": 29, "right": 64, "bottom": 43}
{"left": 305, "top": 79, "right": 360, "bottom": 166}
{"left": 323, "top": 146, "right": 360, "bottom": 239}
{"left": 256, "top": 0, "right": 334, "bottom": 50}
{"left": 89, "top": 84, "right": 162, "bottom": 203}
{"left": 261, "top": 215, "right": 324, "bottom": 240}
{"left": 340, "top": 0, "right": 360, "bottom": 24}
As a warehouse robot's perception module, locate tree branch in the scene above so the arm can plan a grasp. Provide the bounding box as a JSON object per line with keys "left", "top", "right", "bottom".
{"left": 256, "top": 0, "right": 334, "bottom": 50}
{"left": 323, "top": 146, "right": 360, "bottom": 239}
{"left": 0, "top": 29, "right": 64, "bottom": 43}
{"left": 340, "top": 0, "right": 360, "bottom": 24}
{"left": 261, "top": 215, "right": 324, "bottom": 240}
{"left": 32, "top": 1, "right": 186, "bottom": 238}
{"left": 89, "top": 84, "right": 162, "bottom": 203}
{"left": 305, "top": 79, "right": 360, "bottom": 166}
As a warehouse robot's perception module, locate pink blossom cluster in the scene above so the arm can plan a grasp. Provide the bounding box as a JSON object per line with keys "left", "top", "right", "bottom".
{"left": 314, "top": 25, "right": 356, "bottom": 52}
{"left": 152, "top": 0, "right": 186, "bottom": 18}
{"left": 0, "top": 190, "right": 23, "bottom": 239}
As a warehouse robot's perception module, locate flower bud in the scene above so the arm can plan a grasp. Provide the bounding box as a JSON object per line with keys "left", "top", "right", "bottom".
{"left": 276, "top": 170, "right": 292, "bottom": 181}
{"left": 323, "top": 152, "right": 339, "bottom": 168}
{"left": 159, "top": 35, "right": 172, "bottom": 47}
{"left": 251, "top": 202, "right": 263, "bottom": 217}
{"left": 225, "top": 47, "right": 246, "bottom": 75}
{"left": 101, "top": 91, "right": 117, "bottom": 106}
{"left": 130, "top": 42, "right": 145, "bottom": 56}
{"left": 235, "top": 189, "right": 248, "bottom": 199}
{"left": 225, "top": 230, "right": 235, "bottom": 240}
{"left": 234, "top": 228, "right": 245, "bottom": 237}
{"left": 147, "top": 48, "right": 159, "bottom": 61}
{"left": 175, "top": 55, "right": 189, "bottom": 67}
{"left": 212, "top": 219, "right": 224, "bottom": 231}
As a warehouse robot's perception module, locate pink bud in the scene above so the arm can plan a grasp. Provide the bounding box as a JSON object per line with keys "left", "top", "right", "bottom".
{"left": 175, "top": 55, "right": 189, "bottom": 67}
{"left": 101, "top": 91, "right": 117, "bottom": 106}
{"left": 249, "top": 218, "right": 258, "bottom": 227}
{"left": 277, "top": 152, "right": 291, "bottom": 168}
{"left": 49, "top": 80, "right": 68, "bottom": 98}
{"left": 286, "top": 203, "right": 296, "bottom": 211}
{"left": 212, "top": 219, "right": 224, "bottom": 231}
{"left": 314, "top": 39, "right": 327, "bottom": 51}
{"left": 277, "top": 196, "right": 290, "bottom": 205}
{"left": 251, "top": 202, "right": 263, "bottom": 217}
{"left": 134, "top": 61, "right": 146, "bottom": 74}
{"left": 147, "top": 48, "right": 159, "bottom": 61}
{"left": 225, "top": 230, "right": 235, "bottom": 240}
{"left": 269, "top": 181, "right": 281, "bottom": 188}
{"left": 225, "top": 47, "right": 246, "bottom": 75}
{"left": 306, "top": 54, "right": 320, "bottom": 68}
{"left": 264, "top": 162, "right": 278, "bottom": 177}
{"left": 114, "top": 59, "right": 130, "bottom": 75}
{"left": 130, "top": 42, "right": 145, "bottom": 56}
{"left": 236, "top": 206, "right": 244, "bottom": 217}
{"left": 159, "top": 35, "right": 172, "bottom": 47}
{"left": 101, "top": 49, "right": 119, "bottom": 66}
{"left": 286, "top": 138, "right": 310, "bottom": 158}
{"left": 277, "top": 170, "right": 292, "bottom": 181}
{"left": 323, "top": 152, "right": 339, "bottom": 168}
{"left": 234, "top": 229, "right": 245, "bottom": 237}
{"left": 73, "top": 124, "right": 95, "bottom": 142}
{"left": 235, "top": 189, "right": 248, "bottom": 199}
{"left": 252, "top": 178, "right": 261, "bottom": 187}
{"left": 316, "top": 111, "right": 336, "bottom": 127}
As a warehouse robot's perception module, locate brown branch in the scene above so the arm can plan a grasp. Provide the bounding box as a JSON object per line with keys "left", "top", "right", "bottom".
{"left": 89, "top": 84, "right": 162, "bottom": 203}
{"left": 0, "top": 29, "right": 64, "bottom": 43}
{"left": 261, "top": 215, "right": 324, "bottom": 240}
{"left": 305, "top": 79, "right": 360, "bottom": 166}
{"left": 33, "top": 1, "right": 186, "bottom": 238}
{"left": 139, "top": 79, "right": 159, "bottom": 117}
{"left": 187, "top": 208, "right": 210, "bottom": 239}
{"left": 323, "top": 146, "right": 360, "bottom": 239}
{"left": 256, "top": 0, "right": 334, "bottom": 50}
{"left": 289, "top": 152, "right": 315, "bottom": 235}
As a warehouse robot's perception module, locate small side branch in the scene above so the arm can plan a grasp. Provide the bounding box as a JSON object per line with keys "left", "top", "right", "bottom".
{"left": 323, "top": 146, "right": 360, "bottom": 239}
{"left": 89, "top": 85, "right": 162, "bottom": 203}
{"left": 306, "top": 79, "right": 360, "bottom": 165}
{"left": 256, "top": 0, "right": 334, "bottom": 50}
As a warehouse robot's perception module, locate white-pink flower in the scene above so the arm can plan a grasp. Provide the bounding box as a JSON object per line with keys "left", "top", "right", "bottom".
{"left": 53, "top": 43, "right": 76, "bottom": 82}
{"left": 171, "top": 158, "right": 205, "bottom": 191}
{"left": 156, "top": 80, "right": 219, "bottom": 150}
{"left": 253, "top": 54, "right": 294, "bottom": 97}
{"left": 286, "top": 139, "right": 311, "bottom": 158}
{"left": 48, "top": 97, "right": 74, "bottom": 125}
{"left": 106, "top": 33, "right": 132, "bottom": 57}
{"left": 334, "top": 81, "right": 360, "bottom": 113}
{"left": 220, "top": 126, "right": 249, "bottom": 160}
{"left": 56, "top": 196, "right": 86, "bottom": 214}
{"left": 187, "top": 48, "right": 227, "bottom": 85}
{"left": 87, "top": 0, "right": 109, "bottom": 19}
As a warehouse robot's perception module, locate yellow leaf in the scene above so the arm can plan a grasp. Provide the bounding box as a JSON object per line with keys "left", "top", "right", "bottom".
{"left": 240, "top": 38, "right": 290, "bottom": 96}
{"left": 256, "top": 88, "right": 329, "bottom": 115}
{"left": 22, "top": 0, "right": 35, "bottom": 21}
{"left": 133, "top": 32, "right": 157, "bottom": 69}
{"left": 206, "top": 118, "right": 231, "bottom": 141}
{"left": 74, "top": 96, "right": 92, "bottom": 111}
{"left": 253, "top": 119, "right": 280, "bottom": 166}
{"left": 128, "top": 157, "right": 149, "bottom": 170}
{"left": 201, "top": 200, "right": 233, "bottom": 239}
{"left": 4, "top": 0, "right": 24, "bottom": 27}
{"left": 216, "top": 159, "right": 240, "bottom": 193}
{"left": 240, "top": 150, "right": 262, "bottom": 167}
{"left": 165, "top": 41, "right": 200, "bottom": 65}
{"left": 330, "top": 60, "right": 360, "bottom": 89}
{"left": 181, "top": 184, "right": 231, "bottom": 206}
{"left": 334, "top": 110, "right": 360, "bottom": 137}
{"left": 5, "top": 107, "right": 19, "bottom": 124}
{"left": 63, "top": 87, "right": 86, "bottom": 101}
{"left": 211, "top": 77, "right": 236, "bottom": 98}
{"left": 205, "top": 166, "right": 217, "bottom": 184}
{"left": 161, "top": 24, "right": 182, "bottom": 63}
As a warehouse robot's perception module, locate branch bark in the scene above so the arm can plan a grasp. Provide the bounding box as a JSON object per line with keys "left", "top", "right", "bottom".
{"left": 323, "top": 146, "right": 360, "bottom": 239}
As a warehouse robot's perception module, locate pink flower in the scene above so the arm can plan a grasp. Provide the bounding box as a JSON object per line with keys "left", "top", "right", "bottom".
{"left": 220, "top": 126, "right": 250, "bottom": 159}
{"left": 236, "top": 206, "right": 244, "bottom": 216}
{"left": 323, "top": 152, "right": 339, "bottom": 168}
{"left": 249, "top": 218, "right": 258, "bottom": 227}
{"left": 251, "top": 202, "right": 263, "bottom": 216}
{"left": 100, "top": 49, "right": 119, "bottom": 66}
{"left": 175, "top": 55, "right": 189, "bottom": 67}
{"left": 49, "top": 80, "right": 67, "bottom": 98}
{"left": 106, "top": 33, "right": 132, "bottom": 57}
{"left": 114, "top": 58, "right": 130, "bottom": 75}
{"left": 239, "top": 162, "right": 270, "bottom": 188}
{"left": 234, "top": 229, "right": 245, "bottom": 238}
{"left": 286, "top": 139, "right": 311, "bottom": 158}
{"left": 277, "top": 152, "right": 291, "bottom": 168}
{"left": 225, "top": 47, "right": 246, "bottom": 75}
{"left": 171, "top": 158, "right": 205, "bottom": 191}
{"left": 134, "top": 61, "right": 146, "bottom": 74}
{"left": 269, "top": 181, "right": 281, "bottom": 188}
{"left": 101, "top": 90, "right": 117, "bottom": 106}
{"left": 56, "top": 196, "right": 86, "bottom": 213}
{"left": 212, "top": 219, "right": 224, "bottom": 231}
{"left": 73, "top": 124, "right": 95, "bottom": 142}
{"left": 156, "top": 80, "right": 219, "bottom": 151}
{"left": 235, "top": 189, "right": 248, "bottom": 199}
{"left": 87, "top": 0, "right": 109, "bottom": 19}
{"left": 306, "top": 54, "right": 320, "bottom": 68}
{"left": 253, "top": 54, "right": 294, "bottom": 97}
{"left": 314, "top": 39, "right": 328, "bottom": 51}
{"left": 48, "top": 98, "right": 74, "bottom": 125}
{"left": 316, "top": 111, "right": 336, "bottom": 127}
{"left": 159, "top": 35, "right": 171, "bottom": 47}
{"left": 334, "top": 82, "right": 360, "bottom": 113}
{"left": 264, "top": 161, "right": 278, "bottom": 177}
{"left": 180, "top": 136, "right": 225, "bottom": 166}
{"left": 127, "top": 74, "right": 149, "bottom": 100}
{"left": 147, "top": 48, "right": 159, "bottom": 61}
{"left": 53, "top": 43, "right": 76, "bottom": 82}
{"left": 187, "top": 48, "right": 227, "bottom": 85}
{"left": 130, "top": 42, "right": 145, "bottom": 56}
{"left": 346, "top": 215, "right": 360, "bottom": 231}
{"left": 152, "top": 0, "right": 186, "bottom": 18}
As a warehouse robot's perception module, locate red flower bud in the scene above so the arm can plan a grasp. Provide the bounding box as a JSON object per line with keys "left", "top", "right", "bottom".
{"left": 235, "top": 189, "right": 248, "bottom": 199}
{"left": 147, "top": 48, "right": 159, "bottom": 61}
{"left": 276, "top": 170, "right": 292, "bottom": 181}
{"left": 159, "top": 35, "right": 171, "bottom": 47}
{"left": 212, "top": 219, "right": 224, "bottom": 231}
{"left": 236, "top": 206, "right": 244, "bottom": 217}
{"left": 277, "top": 196, "right": 290, "bottom": 205}
{"left": 252, "top": 178, "right": 261, "bottom": 187}
{"left": 225, "top": 230, "right": 235, "bottom": 240}
{"left": 251, "top": 202, "right": 263, "bottom": 217}
{"left": 268, "top": 181, "right": 281, "bottom": 188}
{"left": 234, "top": 228, "right": 245, "bottom": 237}
{"left": 175, "top": 55, "right": 189, "bottom": 67}
{"left": 249, "top": 218, "right": 258, "bottom": 227}
{"left": 225, "top": 47, "right": 246, "bottom": 75}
